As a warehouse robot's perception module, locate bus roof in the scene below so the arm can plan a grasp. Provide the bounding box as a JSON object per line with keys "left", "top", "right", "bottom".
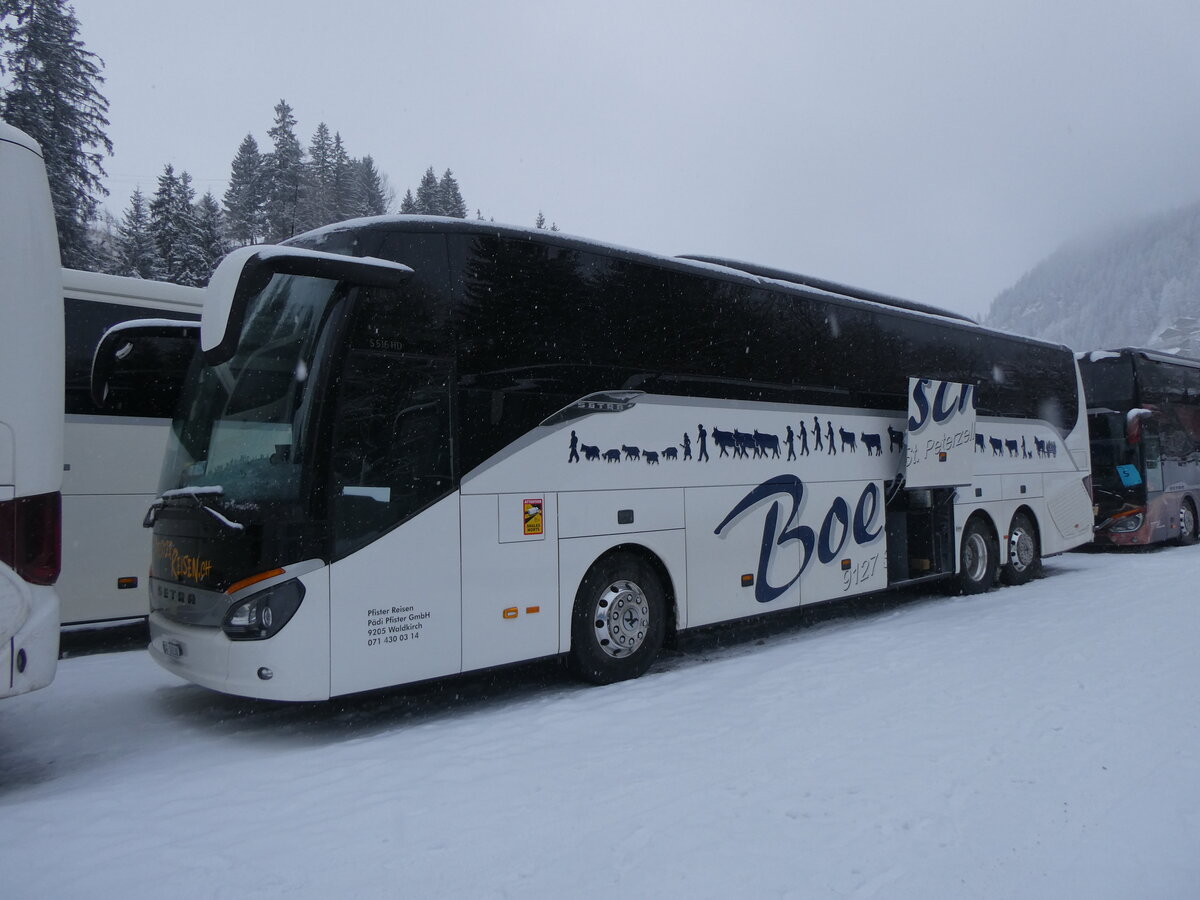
{"left": 291, "top": 215, "right": 1071, "bottom": 356}
{"left": 1079, "top": 347, "right": 1200, "bottom": 370}
{"left": 63, "top": 268, "right": 204, "bottom": 314}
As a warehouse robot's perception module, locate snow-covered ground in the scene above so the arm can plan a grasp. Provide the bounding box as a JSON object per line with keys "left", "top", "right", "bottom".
{"left": 2, "top": 546, "right": 1198, "bottom": 899}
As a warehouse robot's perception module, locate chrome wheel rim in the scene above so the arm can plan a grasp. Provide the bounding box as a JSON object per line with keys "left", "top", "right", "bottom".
{"left": 1180, "top": 504, "right": 1195, "bottom": 540}
{"left": 963, "top": 532, "right": 988, "bottom": 583}
{"left": 1008, "top": 527, "right": 1036, "bottom": 572}
{"left": 593, "top": 579, "right": 650, "bottom": 659}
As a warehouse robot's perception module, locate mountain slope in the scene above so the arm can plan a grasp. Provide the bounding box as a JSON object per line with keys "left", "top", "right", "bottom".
{"left": 985, "top": 202, "right": 1200, "bottom": 354}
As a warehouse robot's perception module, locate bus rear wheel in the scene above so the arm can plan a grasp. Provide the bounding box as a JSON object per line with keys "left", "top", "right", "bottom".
{"left": 1001, "top": 511, "right": 1041, "bottom": 585}
{"left": 569, "top": 552, "right": 666, "bottom": 685}
{"left": 956, "top": 517, "right": 997, "bottom": 594}
{"left": 1177, "top": 498, "right": 1198, "bottom": 546}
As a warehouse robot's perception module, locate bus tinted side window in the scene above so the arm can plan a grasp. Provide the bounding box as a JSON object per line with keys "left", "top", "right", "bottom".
{"left": 64, "top": 297, "right": 197, "bottom": 417}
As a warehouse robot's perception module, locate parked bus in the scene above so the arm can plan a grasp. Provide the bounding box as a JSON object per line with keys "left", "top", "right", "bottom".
{"left": 1, "top": 121, "right": 63, "bottom": 698}
{"left": 126, "top": 218, "right": 1094, "bottom": 701}
{"left": 61, "top": 269, "right": 201, "bottom": 624}
{"left": 1079, "top": 347, "right": 1200, "bottom": 547}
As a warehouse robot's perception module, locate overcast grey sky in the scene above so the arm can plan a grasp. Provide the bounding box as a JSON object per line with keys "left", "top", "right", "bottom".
{"left": 71, "top": 0, "right": 1200, "bottom": 318}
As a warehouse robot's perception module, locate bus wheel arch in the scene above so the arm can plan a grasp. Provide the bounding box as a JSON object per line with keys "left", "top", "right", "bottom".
{"left": 567, "top": 545, "right": 673, "bottom": 685}
{"left": 1177, "top": 496, "right": 1199, "bottom": 546}
{"left": 955, "top": 512, "right": 999, "bottom": 595}
{"left": 1001, "top": 507, "right": 1042, "bottom": 585}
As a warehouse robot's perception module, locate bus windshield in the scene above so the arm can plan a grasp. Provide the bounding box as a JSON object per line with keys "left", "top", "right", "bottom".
{"left": 161, "top": 273, "right": 343, "bottom": 506}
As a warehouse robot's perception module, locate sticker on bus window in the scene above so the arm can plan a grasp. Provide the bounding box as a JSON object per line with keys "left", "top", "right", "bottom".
{"left": 1115, "top": 465, "right": 1142, "bottom": 487}
{"left": 523, "top": 499, "right": 544, "bottom": 535}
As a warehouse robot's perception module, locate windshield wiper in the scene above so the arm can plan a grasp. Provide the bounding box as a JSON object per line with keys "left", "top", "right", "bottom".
{"left": 143, "top": 485, "right": 245, "bottom": 531}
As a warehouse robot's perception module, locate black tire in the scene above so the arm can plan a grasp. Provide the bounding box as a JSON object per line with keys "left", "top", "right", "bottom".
{"left": 568, "top": 552, "right": 667, "bottom": 685}
{"left": 1001, "top": 511, "right": 1042, "bottom": 585}
{"left": 956, "top": 516, "right": 997, "bottom": 595}
{"left": 1177, "top": 498, "right": 1198, "bottom": 546}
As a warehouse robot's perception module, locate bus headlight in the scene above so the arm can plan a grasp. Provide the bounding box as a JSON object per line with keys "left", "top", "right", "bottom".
{"left": 222, "top": 579, "right": 305, "bottom": 640}
{"left": 1107, "top": 512, "right": 1144, "bottom": 533}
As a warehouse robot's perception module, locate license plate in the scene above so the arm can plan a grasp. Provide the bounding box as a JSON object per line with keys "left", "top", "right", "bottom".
{"left": 162, "top": 639, "right": 185, "bottom": 659}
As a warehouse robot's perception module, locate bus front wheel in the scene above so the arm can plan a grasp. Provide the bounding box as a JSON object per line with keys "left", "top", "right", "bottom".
{"left": 1001, "top": 511, "right": 1041, "bottom": 585}
{"left": 956, "top": 517, "right": 997, "bottom": 594}
{"left": 569, "top": 552, "right": 666, "bottom": 685}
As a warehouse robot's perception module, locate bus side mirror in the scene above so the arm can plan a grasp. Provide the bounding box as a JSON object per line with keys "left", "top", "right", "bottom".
{"left": 91, "top": 319, "right": 200, "bottom": 416}
{"left": 1125, "top": 408, "right": 1153, "bottom": 445}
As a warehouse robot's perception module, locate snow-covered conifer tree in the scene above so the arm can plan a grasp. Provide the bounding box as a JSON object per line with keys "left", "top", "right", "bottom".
{"left": 110, "top": 187, "right": 162, "bottom": 279}
{"left": 263, "top": 100, "right": 305, "bottom": 241}
{"left": 1, "top": 0, "right": 112, "bottom": 268}
{"left": 438, "top": 169, "right": 467, "bottom": 218}
{"left": 352, "top": 155, "right": 388, "bottom": 217}
{"left": 415, "top": 166, "right": 442, "bottom": 215}
{"left": 329, "top": 132, "right": 353, "bottom": 223}
{"left": 194, "top": 191, "right": 229, "bottom": 282}
{"left": 223, "top": 133, "right": 266, "bottom": 246}
{"left": 299, "top": 121, "right": 334, "bottom": 230}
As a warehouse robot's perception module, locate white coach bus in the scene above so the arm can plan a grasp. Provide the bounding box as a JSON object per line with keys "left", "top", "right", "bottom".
{"left": 61, "top": 269, "right": 201, "bottom": 624}
{"left": 1, "top": 121, "right": 62, "bottom": 698}
{"left": 127, "top": 218, "right": 1094, "bottom": 701}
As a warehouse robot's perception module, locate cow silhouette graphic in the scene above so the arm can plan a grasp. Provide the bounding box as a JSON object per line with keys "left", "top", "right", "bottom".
{"left": 888, "top": 426, "right": 904, "bottom": 452}
{"left": 622, "top": 444, "right": 641, "bottom": 461}
{"left": 1034, "top": 436, "right": 1046, "bottom": 457}
{"left": 754, "top": 430, "right": 781, "bottom": 459}
{"left": 1005, "top": 439, "right": 1019, "bottom": 457}
{"left": 603, "top": 449, "right": 621, "bottom": 462}
{"left": 733, "top": 429, "right": 756, "bottom": 459}
{"left": 975, "top": 433, "right": 985, "bottom": 452}
{"left": 861, "top": 432, "right": 882, "bottom": 456}
{"left": 580, "top": 443, "right": 601, "bottom": 461}
{"left": 662, "top": 447, "right": 678, "bottom": 461}
{"left": 1046, "top": 440, "right": 1057, "bottom": 458}
{"left": 989, "top": 437, "right": 1003, "bottom": 456}
{"left": 712, "top": 426, "right": 736, "bottom": 458}
{"left": 644, "top": 451, "right": 660, "bottom": 465}
{"left": 839, "top": 427, "right": 857, "bottom": 453}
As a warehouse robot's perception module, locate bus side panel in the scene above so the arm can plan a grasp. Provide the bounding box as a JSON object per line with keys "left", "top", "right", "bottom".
{"left": 461, "top": 493, "right": 560, "bottom": 671}
{"left": 59, "top": 411, "right": 172, "bottom": 622}
{"left": 799, "top": 480, "right": 888, "bottom": 603}
{"left": 59, "top": 494, "right": 152, "bottom": 622}
{"left": 328, "top": 493, "right": 462, "bottom": 696}
{"left": 1042, "top": 474, "right": 1094, "bottom": 554}
{"left": 684, "top": 484, "right": 801, "bottom": 628}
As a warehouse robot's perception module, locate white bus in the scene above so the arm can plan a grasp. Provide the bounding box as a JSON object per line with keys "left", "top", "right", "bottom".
{"left": 1, "top": 121, "right": 63, "bottom": 698}
{"left": 61, "top": 269, "right": 201, "bottom": 624}
{"left": 132, "top": 218, "right": 1095, "bottom": 701}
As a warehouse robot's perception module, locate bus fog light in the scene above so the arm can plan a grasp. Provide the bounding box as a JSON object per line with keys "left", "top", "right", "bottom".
{"left": 223, "top": 579, "right": 305, "bottom": 641}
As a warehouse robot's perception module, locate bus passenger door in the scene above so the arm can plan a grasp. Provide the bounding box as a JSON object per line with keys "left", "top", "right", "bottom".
{"left": 327, "top": 351, "right": 462, "bottom": 696}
